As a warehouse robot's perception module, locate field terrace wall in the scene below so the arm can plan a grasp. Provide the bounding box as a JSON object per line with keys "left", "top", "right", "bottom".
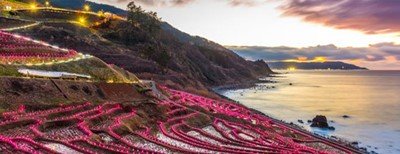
{"left": 0, "top": 17, "right": 36, "bottom": 30}
{"left": 0, "top": 77, "right": 147, "bottom": 111}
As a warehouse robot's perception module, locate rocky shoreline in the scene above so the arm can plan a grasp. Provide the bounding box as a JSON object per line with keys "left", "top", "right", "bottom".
{"left": 212, "top": 77, "right": 277, "bottom": 92}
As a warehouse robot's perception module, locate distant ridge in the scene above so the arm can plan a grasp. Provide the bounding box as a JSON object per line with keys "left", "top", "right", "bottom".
{"left": 268, "top": 61, "right": 368, "bottom": 70}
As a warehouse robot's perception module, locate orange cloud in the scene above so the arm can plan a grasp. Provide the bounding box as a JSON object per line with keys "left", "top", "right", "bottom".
{"left": 385, "top": 56, "right": 397, "bottom": 62}
{"left": 297, "top": 56, "right": 308, "bottom": 61}
{"left": 312, "top": 56, "right": 327, "bottom": 63}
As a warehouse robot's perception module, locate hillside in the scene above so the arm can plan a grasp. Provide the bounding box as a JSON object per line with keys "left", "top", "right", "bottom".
{"left": 268, "top": 61, "right": 368, "bottom": 70}
{"left": 3, "top": 1, "right": 273, "bottom": 97}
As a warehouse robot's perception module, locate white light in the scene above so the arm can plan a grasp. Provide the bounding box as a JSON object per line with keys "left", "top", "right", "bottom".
{"left": 5, "top": 6, "right": 12, "bottom": 11}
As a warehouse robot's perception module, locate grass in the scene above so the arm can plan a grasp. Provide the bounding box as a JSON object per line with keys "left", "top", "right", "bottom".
{"left": 0, "top": 65, "right": 20, "bottom": 76}
{"left": 0, "top": 57, "right": 140, "bottom": 83}
{"left": 0, "top": 0, "right": 29, "bottom": 10}
{"left": 26, "top": 57, "right": 136, "bottom": 83}
{"left": 185, "top": 113, "right": 212, "bottom": 128}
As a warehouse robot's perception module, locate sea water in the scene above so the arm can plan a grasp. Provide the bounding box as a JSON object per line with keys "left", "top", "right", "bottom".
{"left": 217, "top": 70, "right": 400, "bottom": 153}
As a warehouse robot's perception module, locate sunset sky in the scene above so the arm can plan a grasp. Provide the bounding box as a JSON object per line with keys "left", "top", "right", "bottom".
{"left": 92, "top": 0, "right": 400, "bottom": 70}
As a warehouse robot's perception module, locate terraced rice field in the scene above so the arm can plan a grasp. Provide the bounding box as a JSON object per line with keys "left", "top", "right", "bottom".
{"left": 0, "top": 87, "right": 357, "bottom": 153}
{"left": 0, "top": 31, "right": 81, "bottom": 65}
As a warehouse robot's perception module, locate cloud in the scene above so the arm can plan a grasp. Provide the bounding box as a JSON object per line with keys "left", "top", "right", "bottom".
{"left": 279, "top": 0, "right": 400, "bottom": 34}
{"left": 225, "top": 0, "right": 260, "bottom": 7}
{"left": 228, "top": 44, "right": 400, "bottom": 70}
{"left": 129, "top": 0, "right": 195, "bottom": 7}
{"left": 107, "top": 0, "right": 262, "bottom": 7}
{"left": 227, "top": 43, "right": 400, "bottom": 69}
{"left": 101, "top": 0, "right": 195, "bottom": 7}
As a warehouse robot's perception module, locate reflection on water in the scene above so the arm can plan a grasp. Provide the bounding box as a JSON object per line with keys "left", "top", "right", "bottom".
{"left": 218, "top": 70, "right": 400, "bottom": 153}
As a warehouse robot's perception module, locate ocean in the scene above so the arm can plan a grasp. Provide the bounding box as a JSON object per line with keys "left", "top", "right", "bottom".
{"left": 217, "top": 70, "right": 400, "bottom": 153}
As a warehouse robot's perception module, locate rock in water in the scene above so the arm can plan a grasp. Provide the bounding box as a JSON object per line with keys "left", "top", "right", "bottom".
{"left": 342, "top": 115, "right": 350, "bottom": 118}
{"left": 310, "top": 115, "right": 335, "bottom": 130}
{"left": 311, "top": 115, "right": 329, "bottom": 127}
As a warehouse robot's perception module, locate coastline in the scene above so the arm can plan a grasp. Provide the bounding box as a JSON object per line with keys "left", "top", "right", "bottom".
{"left": 212, "top": 76, "right": 277, "bottom": 92}
{"left": 212, "top": 79, "right": 366, "bottom": 153}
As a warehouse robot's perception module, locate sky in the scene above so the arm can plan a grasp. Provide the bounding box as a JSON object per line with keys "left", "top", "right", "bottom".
{"left": 91, "top": 0, "right": 400, "bottom": 70}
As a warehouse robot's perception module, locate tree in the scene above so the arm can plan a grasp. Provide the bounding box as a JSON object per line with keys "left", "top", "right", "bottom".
{"left": 126, "top": 2, "right": 161, "bottom": 34}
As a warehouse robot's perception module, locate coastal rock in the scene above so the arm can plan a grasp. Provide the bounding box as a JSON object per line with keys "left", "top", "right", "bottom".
{"left": 342, "top": 115, "right": 350, "bottom": 118}
{"left": 311, "top": 115, "right": 329, "bottom": 127}
{"left": 310, "top": 115, "right": 335, "bottom": 130}
{"left": 298, "top": 120, "right": 304, "bottom": 124}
